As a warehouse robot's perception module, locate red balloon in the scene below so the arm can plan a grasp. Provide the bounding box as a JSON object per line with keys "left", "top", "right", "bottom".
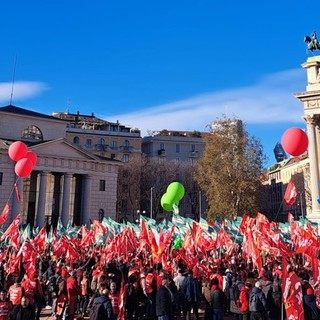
{"left": 8, "top": 141, "right": 28, "bottom": 162}
{"left": 281, "top": 127, "right": 309, "bottom": 157}
{"left": 26, "top": 151, "right": 38, "bottom": 165}
{"left": 14, "top": 158, "right": 34, "bottom": 178}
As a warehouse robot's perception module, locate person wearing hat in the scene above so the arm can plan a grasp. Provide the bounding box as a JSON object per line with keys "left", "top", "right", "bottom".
{"left": 248, "top": 281, "right": 268, "bottom": 320}
{"left": 303, "top": 287, "right": 320, "bottom": 320}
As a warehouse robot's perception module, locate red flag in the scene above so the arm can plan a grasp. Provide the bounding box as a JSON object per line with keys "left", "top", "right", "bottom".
{"left": 288, "top": 212, "right": 295, "bottom": 223}
{"left": 282, "top": 262, "right": 304, "bottom": 320}
{"left": 1, "top": 213, "right": 20, "bottom": 241}
{"left": 284, "top": 180, "right": 297, "bottom": 207}
{"left": 0, "top": 203, "right": 9, "bottom": 225}
{"left": 32, "top": 226, "right": 47, "bottom": 251}
{"left": 14, "top": 182, "right": 21, "bottom": 202}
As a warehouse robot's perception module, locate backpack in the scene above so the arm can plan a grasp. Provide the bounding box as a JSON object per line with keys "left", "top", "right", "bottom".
{"left": 89, "top": 302, "right": 103, "bottom": 320}
{"left": 249, "top": 293, "right": 259, "bottom": 312}
{"left": 145, "top": 273, "right": 155, "bottom": 295}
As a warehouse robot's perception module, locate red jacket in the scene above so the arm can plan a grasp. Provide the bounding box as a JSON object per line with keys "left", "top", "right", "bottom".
{"left": 238, "top": 286, "right": 249, "bottom": 312}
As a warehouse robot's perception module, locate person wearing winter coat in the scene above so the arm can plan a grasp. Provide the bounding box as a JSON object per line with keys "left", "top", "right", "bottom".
{"left": 303, "top": 288, "right": 320, "bottom": 320}
{"left": 237, "top": 283, "right": 250, "bottom": 320}
{"left": 9, "top": 296, "right": 35, "bottom": 320}
{"left": 156, "top": 275, "right": 174, "bottom": 320}
{"left": 210, "top": 278, "right": 227, "bottom": 320}
{"left": 91, "top": 284, "right": 113, "bottom": 320}
{"left": 248, "top": 281, "right": 268, "bottom": 320}
{"left": 182, "top": 270, "right": 201, "bottom": 320}
{"left": 266, "top": 279, "right": 282, "bottom": 320}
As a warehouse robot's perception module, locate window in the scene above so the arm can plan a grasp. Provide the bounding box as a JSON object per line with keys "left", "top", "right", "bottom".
{"left": 176, "top": 144, "right": 180, "bottom": 153}
{"left": 124, "top": 140, "right": 130, "bottom": 147}
{"left": 122, "top": 184, "right": 129, "bottom": 193}
{"left": 73, "top": 136, "right": 80, "bottom": 145}
{"left": 160, "top": 143, "right": 165, "bottom": 150}
{"left": 191, "top": 144, "right": 195, "bottom": 152}
{"left": 99, "top": 180, "right": 106, "bottom": 191}
{"left": 111, "top": 154, "right": 116, "bottom": 159}
{"left": 21, "top": 125, "right": 43, "bottom": 141}
{"left": 86, "top": 139, "right": 92, "bottom": 147}
{"left": 111, "top": 141, "right": 117, "bottom": 148}
{"left": 99, "top": 138, "right": 105, "bottom": 145}
{"left": 122, "top": 154, "right": 129, "bottom": 162}
{"left": 0, "top": 173, "right": 2, "bottom": 185}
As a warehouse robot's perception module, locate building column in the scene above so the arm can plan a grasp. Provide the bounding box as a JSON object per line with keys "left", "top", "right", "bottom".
{"left": 36, "top": 171, "right": 49, "bottom": 227}
{"left": 305, "top": 116, "right": 320, "bottom": 221}
{"left": 82, "top": 175, "right": 92, "bottom": 226}
{"left": 61, "top": 173, "right": 72, "bottom": 227}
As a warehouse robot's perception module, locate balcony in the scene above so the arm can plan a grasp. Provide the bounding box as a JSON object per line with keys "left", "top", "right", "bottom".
{"left": 119, "top": 145, "right": 133, "bottom": 152}
{"left": 95, "top": 144, "right": 105, "bottom": 151}
{"left": 158, "top": 149, "right": 166, "bottom": 156}
{"left": 189, "top": 150, "right": 199, "bottom": 157}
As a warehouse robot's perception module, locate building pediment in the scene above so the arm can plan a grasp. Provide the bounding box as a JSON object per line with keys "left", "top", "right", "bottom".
{"left": 30, "top": 138, "right": 107, "bottom": 161}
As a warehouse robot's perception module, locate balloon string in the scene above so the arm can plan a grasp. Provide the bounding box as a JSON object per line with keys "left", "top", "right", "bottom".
{"left": 1, "top": 176, "right": 21, "bottom": 213}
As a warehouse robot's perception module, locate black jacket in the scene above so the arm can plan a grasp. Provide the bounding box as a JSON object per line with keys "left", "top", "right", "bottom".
{"left": 211, "top": 288, "right": 227, "bottom": 310}
{"left": 9, "top": 304, "right": 36, "bottom": 320}
{"left": 156, "top": 285, "right": 173, "bottom": 316}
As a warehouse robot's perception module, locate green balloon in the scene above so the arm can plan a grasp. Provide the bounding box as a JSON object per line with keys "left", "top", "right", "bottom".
{"left": 161, "top": 193, "right": 174, "bottom": 212}
{"left": 172, "top": 237, "right": 183, "bottom": 249}
{"left": 167, "top": 182, "right": 185, "bottom": 202}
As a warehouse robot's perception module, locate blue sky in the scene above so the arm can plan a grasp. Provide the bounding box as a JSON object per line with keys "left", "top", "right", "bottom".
{"left": 0, "top": 1, "right": 318, "bottom": 167}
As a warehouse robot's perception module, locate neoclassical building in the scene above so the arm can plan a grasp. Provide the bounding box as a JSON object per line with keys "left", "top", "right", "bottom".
{"left": 0, "top": 105, "right": 122, "bottom": 227}
{"left": 295, "top": 55, "right": 320, "bottom": 222}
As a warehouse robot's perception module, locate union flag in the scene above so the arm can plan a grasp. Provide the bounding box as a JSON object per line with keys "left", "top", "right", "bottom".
{"left": 284, "top": 180, "right": 297, "bottom": 207}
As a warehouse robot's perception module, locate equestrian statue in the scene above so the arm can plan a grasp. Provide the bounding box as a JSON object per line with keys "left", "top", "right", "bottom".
{"left": 305, "top": 31, "right": 320, "bottom": 52}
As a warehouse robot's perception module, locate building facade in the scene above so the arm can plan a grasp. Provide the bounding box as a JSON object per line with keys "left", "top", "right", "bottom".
{"left": 52, "top": 111, "right": 142, "bottom": 162}
{"left": 142, "top": 129, "right": 206, "bottom": 163}
{"left": 0, "top": 105, "right": 121, "bottom": 227}
{"left": 262, "top": 155, "right": 309, "bottom": 222}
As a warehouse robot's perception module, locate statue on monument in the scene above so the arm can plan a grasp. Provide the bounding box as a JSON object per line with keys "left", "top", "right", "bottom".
{"left": 304, "top": 31, "right": 320, "bottom": 52}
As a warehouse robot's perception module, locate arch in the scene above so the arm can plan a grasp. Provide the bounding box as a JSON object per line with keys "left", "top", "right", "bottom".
{"left": 73, "top": 136, "right": 80, "bottom": 145}
{"left": 21, "top": 125, "right": 43, "bottom": 141}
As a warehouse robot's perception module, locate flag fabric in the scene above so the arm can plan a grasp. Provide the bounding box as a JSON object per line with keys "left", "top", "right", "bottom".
{"left": 0, "top": 203, "right": 9, "bottom": 225}
{"left": 288, "top": 212, "right": 295, "bottom": 223}
{"left": 282, "top": 260, "right": 304, "bottom": 320}
{"left": 284, "top": 180, "right": 298, "bottom": 207}
{"left": 1, "top": 213, "right": 20, "bottom": 241}
{"left": 14, "top": 182, "right": 21, "bottom": 202}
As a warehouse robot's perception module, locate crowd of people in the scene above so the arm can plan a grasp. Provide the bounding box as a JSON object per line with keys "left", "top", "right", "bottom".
{"left": 0, "top": 246, "right": 318, "bottom": 319}
{"left": 0, "top": 212, "right": 319, "bottom": 320}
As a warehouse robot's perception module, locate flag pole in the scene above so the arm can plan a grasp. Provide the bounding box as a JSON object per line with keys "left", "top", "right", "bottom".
{"left": 274, "top": 197, "right": 285, "bottom": 222}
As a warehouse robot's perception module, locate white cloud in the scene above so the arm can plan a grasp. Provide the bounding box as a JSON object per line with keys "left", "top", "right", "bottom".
{"left": 104, "top": 68, "right": 306, "bottom": 136}
{"left": 0, "top": 81, "right": 48, "bottom": 103}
